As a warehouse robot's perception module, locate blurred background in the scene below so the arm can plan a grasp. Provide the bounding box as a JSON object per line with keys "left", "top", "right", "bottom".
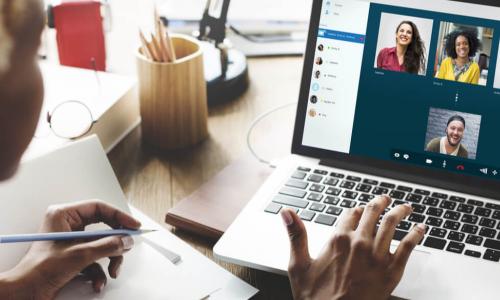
{"left": 41, "top": 0, "right": 311, "bottom": 75}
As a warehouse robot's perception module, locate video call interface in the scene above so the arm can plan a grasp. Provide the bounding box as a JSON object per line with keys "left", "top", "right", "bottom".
{"left": 302, "top": 0, "right": 500, "bottom": 180}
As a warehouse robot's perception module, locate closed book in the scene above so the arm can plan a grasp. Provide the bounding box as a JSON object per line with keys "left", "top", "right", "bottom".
{"left": 165, "top": 156, "right": 272, "bottom": 240}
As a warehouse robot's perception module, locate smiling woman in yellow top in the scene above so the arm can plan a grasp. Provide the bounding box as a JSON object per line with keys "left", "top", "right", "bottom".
{"left": 436, "top": 28, "right": 481, "bottom": 85}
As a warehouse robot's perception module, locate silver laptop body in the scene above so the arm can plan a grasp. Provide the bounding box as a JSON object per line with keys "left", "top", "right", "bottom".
{"left": 215, "top": 0, "right": 500, "bottom": 298}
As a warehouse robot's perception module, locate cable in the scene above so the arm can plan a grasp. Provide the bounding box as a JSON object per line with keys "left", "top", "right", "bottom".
{"left": 246, "top": 102, "right": 298, "bottom": 168}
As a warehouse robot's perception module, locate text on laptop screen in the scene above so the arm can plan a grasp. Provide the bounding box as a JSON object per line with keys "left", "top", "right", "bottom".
{"left": 302, "top": 0, "right": 500, "bottom": 180}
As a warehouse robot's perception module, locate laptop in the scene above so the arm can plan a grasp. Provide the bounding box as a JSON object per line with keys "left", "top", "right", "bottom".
{"left": 214, "top": 0, "right": 500, "bottom": 298}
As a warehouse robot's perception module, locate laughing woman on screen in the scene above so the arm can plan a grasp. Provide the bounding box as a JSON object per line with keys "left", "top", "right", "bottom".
{"left": 377, "top": 21, "right": 427, "bottom": 74}
{"left": 436, "top": 28, "right": 480, "bottom": 85}
{"left": 0, "top": 1, "right": 427, "bottom": 299}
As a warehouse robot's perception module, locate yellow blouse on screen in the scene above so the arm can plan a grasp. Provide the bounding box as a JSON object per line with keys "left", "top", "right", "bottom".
{"left": 436, "top": 57, "right": 480, "bottom": 85}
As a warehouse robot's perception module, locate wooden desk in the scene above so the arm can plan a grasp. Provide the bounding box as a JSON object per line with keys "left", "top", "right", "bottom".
{"left": 108, "top": 57, "right": 303, "bottom": 299}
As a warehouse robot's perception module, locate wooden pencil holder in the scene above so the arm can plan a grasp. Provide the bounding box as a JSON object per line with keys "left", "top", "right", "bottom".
{"left": 136, "top": 34, "right": 208, "bottom": 150}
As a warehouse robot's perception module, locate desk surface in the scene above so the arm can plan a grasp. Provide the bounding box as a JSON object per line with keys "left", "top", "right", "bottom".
{"left": 108, "top": 57, "right": 302, "bottom": 299}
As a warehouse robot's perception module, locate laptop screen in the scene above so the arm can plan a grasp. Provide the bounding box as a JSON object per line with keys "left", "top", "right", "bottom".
{"left": 295, "top": 0, "right": 500, "bottom": 189}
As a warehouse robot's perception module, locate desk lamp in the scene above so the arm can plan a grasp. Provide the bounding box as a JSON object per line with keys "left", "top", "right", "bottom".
{"left": 196, "top": 0, "right": 249, "bottom": 106}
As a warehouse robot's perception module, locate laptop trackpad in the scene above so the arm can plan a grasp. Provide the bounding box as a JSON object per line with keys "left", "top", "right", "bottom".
{"left": 391, "top": 246, "right": 431, "bottom": 300}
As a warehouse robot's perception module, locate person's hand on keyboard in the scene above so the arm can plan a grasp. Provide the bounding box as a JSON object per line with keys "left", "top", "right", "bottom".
{"left": 281, "top": 195, "right": 426, "bottom": 300}
{"left": 0, "top": 200, "right": 141, "bottom": 299}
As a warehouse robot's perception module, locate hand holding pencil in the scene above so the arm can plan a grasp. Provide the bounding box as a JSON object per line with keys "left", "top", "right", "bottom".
{"left": 0, "top": 200, "right": 141, "bottom": 298}
{"left": 139, "top": 9, "right": 177, "bottom": 63}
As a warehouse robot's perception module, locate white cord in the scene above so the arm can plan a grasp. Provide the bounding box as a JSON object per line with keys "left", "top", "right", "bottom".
{"left": 246, "top": 102, "right": 298, "bottom": 168}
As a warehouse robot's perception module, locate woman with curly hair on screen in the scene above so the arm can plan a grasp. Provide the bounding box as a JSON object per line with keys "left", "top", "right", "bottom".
{"left": 377, "top": 20, "right": 427, "bottom": 75}
{"left": 0, "top": 0, "right": 428, "bottom": 298}
{"left": 437, "top": 28, "right": 481, "bottom": 84}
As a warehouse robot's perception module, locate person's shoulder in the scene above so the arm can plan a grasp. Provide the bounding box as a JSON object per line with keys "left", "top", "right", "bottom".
{"left": 429, "top": 137, "right": 440, "bottom": 144}
{"left": 438, "top": 58, "right": 452, "bottom": 74}
{"left": 379, "top": 47, "right": 396, "bottom": 55}
{"left": 459, "top": 144, "right": 469, "bottom": 157}
{"left": 380, "top": 47, "right": 396, "bottom": 54}
{"left": 470, "top": 62, "right": 480, "bottom": 71}
{"left": 442, "top": 57, "right": 453, "bottom": 65}
{"left": 426, "top": 137, "right": 440, "bottom": 151}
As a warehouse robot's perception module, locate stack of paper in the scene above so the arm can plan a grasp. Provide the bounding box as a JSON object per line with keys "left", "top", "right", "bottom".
{"left": 0, "top": 136, "right": 258, "bottom": 299}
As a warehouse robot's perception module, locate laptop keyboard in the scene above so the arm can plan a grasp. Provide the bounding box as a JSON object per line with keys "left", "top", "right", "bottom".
{"left": 264, "top": 166, "right": 500, "bottom": 262}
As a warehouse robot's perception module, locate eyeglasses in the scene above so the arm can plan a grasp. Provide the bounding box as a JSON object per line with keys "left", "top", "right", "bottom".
{"left": 35, "top": 100, "right": 97, "bottom": 139}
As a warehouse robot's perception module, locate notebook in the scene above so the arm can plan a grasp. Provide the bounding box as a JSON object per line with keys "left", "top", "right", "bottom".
{"left": 165, "top": 155, "right": 273, "bottom": 239}
{"left": 0, "top": 136, "right": 258, "bottom": 299}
